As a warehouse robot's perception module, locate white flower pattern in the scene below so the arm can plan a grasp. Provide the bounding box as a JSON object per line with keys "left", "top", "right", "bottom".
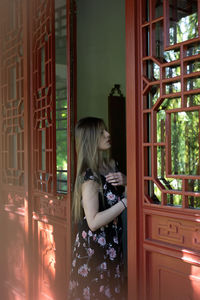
{"left": 106, "top": 191, "right": 117, "bottom": 205}
{"left": 68, "top": 168, "right": 125, "bottom": 300}
{"left": 87, "top": 248, "right": 94, "bottom": 257}
{"left": 78, "top": 264, "right": 90, "bottom": 277}
{"left": 107, "top": 247, "right": 117, "bottom": 260}
{"left": 83, "top": 286, "right": 90, "bottom": 300}
{"left": 98, "top": 236, "right": 106, "bottom": 247}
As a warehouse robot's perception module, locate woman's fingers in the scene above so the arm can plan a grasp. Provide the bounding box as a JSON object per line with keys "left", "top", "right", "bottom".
{"left": 105, "top": 172, "right": 125, "bottom": 186}
{"left": 105, "top": 172, "right": 119, "bottom": 182}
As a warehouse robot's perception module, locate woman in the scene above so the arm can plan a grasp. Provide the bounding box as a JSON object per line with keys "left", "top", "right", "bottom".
{"left": 68, "top": 117, "right": 127, "bottom": 300}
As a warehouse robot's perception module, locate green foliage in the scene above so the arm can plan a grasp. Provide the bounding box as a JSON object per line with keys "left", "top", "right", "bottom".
{"left": 149, "top": 7, "right": 200, "bottom": 208}
{"left": 171, "top": 111, "right": 199, "bottom": 175}
{"left": 169, "top": 12, "right": 198, "bottom": 45}
{"left": 56, "top": 88, "right": 68, "bottom": 193}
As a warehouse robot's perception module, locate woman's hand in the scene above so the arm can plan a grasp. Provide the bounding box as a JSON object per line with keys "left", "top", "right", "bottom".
{"left": 105, "top": 172, "right": 127, "bottom": 186}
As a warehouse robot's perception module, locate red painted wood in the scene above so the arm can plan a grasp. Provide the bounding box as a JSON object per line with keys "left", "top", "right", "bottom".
{"left": 0, "top": 0, "right": 75, "bottom": 299}
{"left": 0, "top": 1, "right": 27, "bottom": 299}
{"left": 148, "top": 251, "right": 200, "bottom": 300}
{"left": 126, "top": 0, "right": 142, "bottom": 299}
{"left": 23, "top": 0, "right": 33, "bottom": 298}
{"left": 126, "top": 0, "right": 200, "bottom": 299}
{"left": 66, "top": 0, "right": 77, "bottom": 291}
{"left": 32, "top": 0, "right": 56, "bottom": 195}
{"left": 30, "top": 1, "right": 74, "bottom": 299}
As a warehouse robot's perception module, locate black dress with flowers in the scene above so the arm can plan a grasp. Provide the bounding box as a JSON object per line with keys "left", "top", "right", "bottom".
{"left": 68, "top": 169, "right": 126, "bottom": 300}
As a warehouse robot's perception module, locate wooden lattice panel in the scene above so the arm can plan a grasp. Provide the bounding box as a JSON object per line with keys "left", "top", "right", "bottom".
{"left": 32, "top": 0, "right": 56, "bottom": 194}
{"left": 0, "top": 0, "right": 24, "bottom": 187}
{"left": 141, "top": 0, "right": 200, "bottom": 210}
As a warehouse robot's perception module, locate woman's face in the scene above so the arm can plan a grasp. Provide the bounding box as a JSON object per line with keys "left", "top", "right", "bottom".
{"left": 98, "top": 129, "right": 111, "bottom": 150}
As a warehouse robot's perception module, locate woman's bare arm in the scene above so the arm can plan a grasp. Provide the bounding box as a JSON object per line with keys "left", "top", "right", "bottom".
{"left": 82, "top": 180, "right": 127, "bottom": 232}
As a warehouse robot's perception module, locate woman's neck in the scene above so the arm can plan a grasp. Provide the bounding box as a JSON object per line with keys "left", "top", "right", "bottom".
{"left": 99, "top": 164, "right": 110, "bottom": 175}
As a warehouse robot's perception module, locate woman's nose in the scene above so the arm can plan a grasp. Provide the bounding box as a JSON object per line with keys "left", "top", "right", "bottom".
{"left": 105, "top": 130, "right": 110, "bottom": 137}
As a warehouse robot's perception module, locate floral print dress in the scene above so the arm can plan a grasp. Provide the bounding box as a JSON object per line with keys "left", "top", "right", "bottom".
{"left": 68, "top": 169, "right": 126, "bottom": 300}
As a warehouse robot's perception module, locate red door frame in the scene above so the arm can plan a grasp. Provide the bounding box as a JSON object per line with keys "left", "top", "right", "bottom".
{"left": 126, "top": 0, "right": 142, "bottom": 299}
{"left": 66, "top": 0, "right": 77, "bottom": 288}
{"left": 23, "top": 0, "right": 33, "bottom": 298}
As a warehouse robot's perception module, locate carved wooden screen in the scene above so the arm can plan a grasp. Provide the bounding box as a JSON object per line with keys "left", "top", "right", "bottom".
{"left": 31, "top": 0, "right": 73, "bottom": 299}
{"left": 0, "top": 0, "right": 29, "bottom": 299}
{"left": 0, "top": 0, "right": 24, "bottom": 189}
{"left": 32, "top": 0, "right": 56, "bottom": 195}
{"left": 140, "top": 0, "right": 200, "bottom": 299}
{"left": 0, "top": 0, "right": 74, "bottom": 298}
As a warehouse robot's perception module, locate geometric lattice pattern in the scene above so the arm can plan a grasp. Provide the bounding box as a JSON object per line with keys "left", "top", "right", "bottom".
{"left": 0, "top": 0, "right": 24, "bottom": 186}
{"left": 55, "top": 3, "right": 68, "bottom": 193}
{"left": 32, "top": 0, "right": 56, "bottom": 194}
{"left": 142, "top": 0, "right": 200, "bottom": 209}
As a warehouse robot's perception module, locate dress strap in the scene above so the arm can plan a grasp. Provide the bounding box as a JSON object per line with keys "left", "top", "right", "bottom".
{"left": 83, "top": 168, "right": 99, "bottom": 183}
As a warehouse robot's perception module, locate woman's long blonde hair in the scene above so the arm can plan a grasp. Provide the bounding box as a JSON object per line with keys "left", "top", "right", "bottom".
{"left": 73, "top": 117, "right": 114, "bottom": 223}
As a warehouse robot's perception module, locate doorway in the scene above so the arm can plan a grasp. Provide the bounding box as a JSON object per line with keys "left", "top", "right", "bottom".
{"left": 76, "top": 0, "right": 127, "bottom": 291}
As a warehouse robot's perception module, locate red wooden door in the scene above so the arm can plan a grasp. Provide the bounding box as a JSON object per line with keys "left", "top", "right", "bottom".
{"left": 31, "top": 0, "right": 76, "bottom": 298}
{"left": 0, "top": 0, "right": 31, "bottom": 298}
{"left": 126, "top": 1, "right": 200, "bottom": 299}
{"left": 0, "top": 0, "right": 75, "bottom": 299}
